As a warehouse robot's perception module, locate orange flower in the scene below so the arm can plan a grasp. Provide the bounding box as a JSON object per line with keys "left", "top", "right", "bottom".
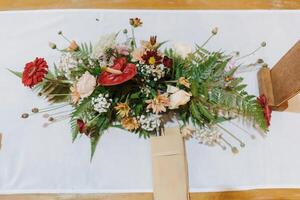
{"left": 121, "top": 117, "right": 140, "bottom": 131}
{"left": 141, "top": 36, "right": 158, "bottom": 50}
{"left": 129, "top": 18, "right": 143, "bottom": 28}
{"left": 146, "top": 93, "right": 170, "bottom": 114}
{"left": 115, "top": 102, "right": 130, "bottom": 118}
{"left": 70, "top": 84, "right": 81, "bottom": 104}
{"left": 68, "top": 40, "right": 79, "bottom": 51}
{"left": 178, "top": 77, "right": 191, "bottom": 88}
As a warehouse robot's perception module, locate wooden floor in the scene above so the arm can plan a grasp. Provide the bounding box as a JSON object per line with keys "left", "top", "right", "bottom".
{"left": 3, "top": 190, "right": 300, "bottom": 200}
{"left": 1, "top": 0, "right": 300, "bottom": 199}
{"left": 1, "top": 0, "right": 300, "bottom": 10}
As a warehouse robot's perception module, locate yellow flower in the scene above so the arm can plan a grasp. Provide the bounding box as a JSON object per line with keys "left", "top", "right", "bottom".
{"left": 146, "top": 93, "right": 170, "bottom": 114}
{"left": 121, "top": 117, "right": 140, "bottom": 131}
{"left": 115, "top": 102, "right": 130, "bottom": 118}
{"left": 70, "top": 84, "right": 81, "bottom": 104}
{"left": 178, "top": 77, "right": 191, "bottom": 88}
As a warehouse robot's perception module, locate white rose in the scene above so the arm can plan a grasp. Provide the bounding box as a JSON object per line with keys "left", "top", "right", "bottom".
{"left": 169, "top": 90, "right": 192, "bottom": 109}
{"left": 76, "top": 71, "right": 97, "bottom": 98}
{"left": 173, "top": 42, "right": 193, "bottom": 59}
{"left": 91, "top": 33, "right": 117, "bottom": 59}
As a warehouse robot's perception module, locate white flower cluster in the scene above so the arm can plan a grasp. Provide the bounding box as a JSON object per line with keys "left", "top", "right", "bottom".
{"left": 140, "top": 85, "right": 151, "bottom": 97}
{"left": 92, "top": 94, "right": 112, "bottom": 114}
{"left": 195, "top": 127, "right": 221, "bottom": 146}
{"left": 58, "top": 53, "right": 78, "bottom": 73}
{"left": 138, "top": 63, "right": 166, "bottom": 82}
{"left": 138, "top": 115, "right": 159, "bottom": 131}
{"left": 91, "top": 33, "right": 117, "bottom": 66}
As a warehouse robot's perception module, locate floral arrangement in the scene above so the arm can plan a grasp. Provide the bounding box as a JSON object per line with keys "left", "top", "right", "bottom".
{"left": 10, "top": 18, "right": 271, "bottom": 159}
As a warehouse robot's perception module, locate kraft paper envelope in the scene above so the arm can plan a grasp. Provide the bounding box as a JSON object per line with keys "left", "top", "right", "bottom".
{"left": 150, "top": 127, "right": 190, "bottom": 200}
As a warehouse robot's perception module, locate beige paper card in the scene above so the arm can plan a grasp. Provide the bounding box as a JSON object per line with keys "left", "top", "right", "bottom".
{"left": 150, "top": 127, "right": 190, "bottom": 200}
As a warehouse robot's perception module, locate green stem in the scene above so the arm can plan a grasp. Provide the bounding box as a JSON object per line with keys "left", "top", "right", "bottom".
{"left": 131, "top": 27, "right": 137, "bottom": 49}
{"left": 201, "top": 34, "right": 214, "bottom": 48}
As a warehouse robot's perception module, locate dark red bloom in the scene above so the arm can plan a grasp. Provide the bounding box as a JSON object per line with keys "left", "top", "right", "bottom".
{"left": 98, "top": 57, "right": 137, "bottom": 86}
{"left": 22, "top": 58, "right": 48, "bottom": 88}
{"left": 163, "top": 56, "right": 173, "bottom": 68}
{"left": 77, "top": 119, "right": 87, "bottom": 135}
{"left": 257, "top": 94, "right": 272, "bottom": 127}
{"left": 141, "top": 51, "right": 162, "bottom": 65}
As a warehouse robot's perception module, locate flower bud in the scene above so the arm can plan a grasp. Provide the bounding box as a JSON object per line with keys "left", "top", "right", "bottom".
{"left": 21, "top": 113, "right": 29, "bottom": 119}
{"left": 261, "top": 41, "right": 266, "bottom": 47}
{"left": 123, "top": 29, "right": 128, "bottom": 34}
{"left": 150, "top": 36, "right": 157, "bottom": 46}
{"left": 257, "top": 58, "right": 264, "bottom": 64}
{"left": 68, "top": 40, "right": 79, "bottom": 52}
{"left": 58, "top": 31, "right": 62, "bottom": 35}
{"left": 31, "top": 108, "right": 39, "bottom": 113}
{"left": 49, "top": 42, "right": 57, "bottom": 49}
{"left": 212, "top": 27, "right": 218, "bottom": 35}
{"left": 231, "top": 147, "right": 239, "bottom": 154}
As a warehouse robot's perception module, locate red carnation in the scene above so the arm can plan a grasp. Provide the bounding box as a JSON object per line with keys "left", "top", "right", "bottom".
{"left": 163, "top": 56, "right": 173, "bottom": 68}
{"left": 98, "top": 57, "right": 137, "bottom": 86}
{"left": 22, "top": 58, "right": 48, "bottom": 88}
{"left": 77, "top": 119, "right": 88, "bottom": 135}
{"left": 257, "top": 94, "right": 272, "bottom": 127}
{"left": 142, "top": 50, "right": 162, "bottom": 65}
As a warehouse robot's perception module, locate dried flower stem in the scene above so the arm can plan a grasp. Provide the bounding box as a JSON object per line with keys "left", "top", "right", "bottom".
{"left": 229, "top": 121, "right": 256, "bottom": 139}
{"left": 217, "top": 124, "right": 245, "bottom": 148}
{"left": 236, "top": 46, "right": 262, "bottom": 61}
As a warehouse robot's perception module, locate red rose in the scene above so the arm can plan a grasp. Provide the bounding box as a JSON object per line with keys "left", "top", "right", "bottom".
{"left": 163, "top": 56, "right": 173, "bottom": 68}
{"left": 77, "top": 119, "right": 87, "bottom": 135}
{"left": 98, "top": 57, "right": 137, "bottom": 86}
{"left": 257, "top": 94, "right": 272, "bottom": 127}
{"left": 22, "top": 58, "right": 48, "bottom": 88}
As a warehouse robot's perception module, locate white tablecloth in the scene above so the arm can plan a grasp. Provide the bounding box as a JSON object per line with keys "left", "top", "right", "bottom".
{"left": 1, "top": 9, "right": 300, "bottom": 194}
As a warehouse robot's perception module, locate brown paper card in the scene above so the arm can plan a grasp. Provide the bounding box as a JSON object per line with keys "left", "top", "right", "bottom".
{"left": 150, "top": 127, "right": 190, "bottom": 200}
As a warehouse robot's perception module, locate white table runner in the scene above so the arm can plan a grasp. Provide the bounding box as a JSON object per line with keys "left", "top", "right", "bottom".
{"left": 1, "top": 9, "right": 300, "bottom": 194}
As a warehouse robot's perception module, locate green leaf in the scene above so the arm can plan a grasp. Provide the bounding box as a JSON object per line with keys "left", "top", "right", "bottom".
{"left": 8, "top": 69, "right": 22, "bottom": 78}
{"left": 90, "top": 134, "right": 101, "bottom": 161}
{"left": 130, "top": 92, "right": 140, "bottom": 99}
{"left": 70, "top": 118, "right": 79, "bottom": 143}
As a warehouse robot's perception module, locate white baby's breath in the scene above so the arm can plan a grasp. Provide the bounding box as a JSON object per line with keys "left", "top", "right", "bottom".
{"left": 92, "top": 94, "right": 112, "bottom": 114}
{"left": 58, "top": 53, "right": 78, "bottom": 73}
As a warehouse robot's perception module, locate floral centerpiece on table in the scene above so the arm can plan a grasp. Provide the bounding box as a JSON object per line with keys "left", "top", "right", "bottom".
{"left": 10, "top": 18, "right": 271, "bottom": 159}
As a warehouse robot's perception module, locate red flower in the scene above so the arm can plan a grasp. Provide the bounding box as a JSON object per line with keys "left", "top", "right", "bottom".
{"left": 142, "top": 51, "right": 162, "bottom": 65}
{"left": 163, "top": 56, "right": 173, "bottom": 68}
{"left": 22, "top": 58, "right": 48, "bottom": 88}
{"left": 98, "top": 57, "right": 137, "bottom": 86}
{"left": 77, "top": 119, "right": 88, "bottom": 135}
{"left": 257, "top": 94, "right": 272, "bottom": 127}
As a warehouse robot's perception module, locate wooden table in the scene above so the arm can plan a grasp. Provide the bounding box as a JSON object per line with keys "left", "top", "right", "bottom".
{"left": 1, "top": 0, "right": 300, "bottom": 199}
